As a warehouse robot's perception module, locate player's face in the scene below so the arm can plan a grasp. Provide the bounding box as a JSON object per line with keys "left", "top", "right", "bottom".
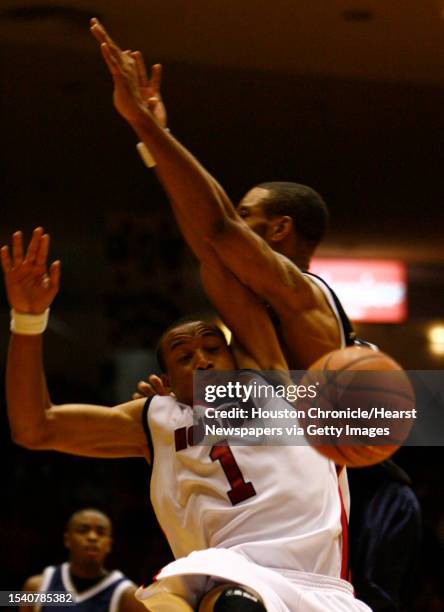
{"left": 64, "top": 511, "right": 112, "bottom": 566}
{"left": 237, "top": 187, "right": 272, "bottom": 239}
{"left": 161, "top": 322, "right": 235, "bottom": 405}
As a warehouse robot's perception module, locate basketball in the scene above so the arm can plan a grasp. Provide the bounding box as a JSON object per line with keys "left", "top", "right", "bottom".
{"left": 299, "top": 346, "right": 415, "bottom": 467}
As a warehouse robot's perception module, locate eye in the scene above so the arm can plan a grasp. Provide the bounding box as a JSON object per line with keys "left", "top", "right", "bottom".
{"left": 178, "top": 353, "right": 192, "bottom": 365}
{"left": 205, "top": 345, "right": 220, "bottom": 354}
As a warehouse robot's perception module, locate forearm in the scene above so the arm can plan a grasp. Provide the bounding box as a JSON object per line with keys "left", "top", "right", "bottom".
{"left": 6, "top": 333, "right": 51, "bottom": 447}
{"left": 131, "top": 110, "right": 236, "bottom": 255}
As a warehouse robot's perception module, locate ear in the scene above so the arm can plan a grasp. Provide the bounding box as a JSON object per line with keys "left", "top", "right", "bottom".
{"left": 269, "top": 216, "right": 293, "bottom": 243}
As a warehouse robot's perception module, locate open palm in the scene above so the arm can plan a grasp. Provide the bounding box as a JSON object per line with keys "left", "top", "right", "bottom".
{"left": 1, "top": 228, "right": 60, "bottom": 314}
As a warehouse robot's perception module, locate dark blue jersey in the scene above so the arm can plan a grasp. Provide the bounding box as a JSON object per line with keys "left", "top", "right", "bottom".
{"left": 305, "top": 270, "right": 420, "bottom": 611}
{"left": 37, "top": 563, "right": 133, "bottom": 612}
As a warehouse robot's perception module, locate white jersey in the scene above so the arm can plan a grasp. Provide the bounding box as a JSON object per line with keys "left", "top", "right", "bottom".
{"left": 144, "top": 387, "right": 348, "bottom": 579}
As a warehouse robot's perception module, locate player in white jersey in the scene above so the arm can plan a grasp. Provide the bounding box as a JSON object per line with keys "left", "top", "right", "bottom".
{"left": 2, "top": 228, "right": 369, "bottom": 611}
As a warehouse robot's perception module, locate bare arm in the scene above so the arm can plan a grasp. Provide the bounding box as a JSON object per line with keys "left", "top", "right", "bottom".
{"left": 119, "top": 586, "right": 147, "bottom": 612}
{"left": 200, "top": 251, "right": 287, "bottom": 371}
{"left": 7, "top": 336, "right": 147, "bottom": 458}
{"left": 90, "top": 20, "right": 315, "bottom": 309}
{"left": 2, "top": 229, "right": 149, "bottom": 461}
{"left": 20, "top": 575, "right": 42, "bottom": 612}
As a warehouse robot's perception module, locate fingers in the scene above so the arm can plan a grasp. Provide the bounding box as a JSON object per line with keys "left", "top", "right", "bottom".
{"left": 34, "top": 233, "right": 49, "bottom": 269}
{"left": 90, "top": 18, "right": 110, "bottom": 46}
{"left": 132, "top": 51, "right": 150, "bottom": 89}
{"left": 150, "top": 64, "right": 162, "bottom": 94}
{"left": 148, "top": 374, "right": 168, "bottom": 396}
{"left": 132, "top": 381, "right": 159, "bottom": 399}
{"left": 0, "top": 245, "right": 11, "bottom": 274}
{"left": 12, "top": 231, "right": 24, "bottom": 266}
{"left": 25, "top": 227, "right": 44, "bottom": 264}
{"left": 132, "top": 375, "right": 167, "bottom": 399}
{"left": 147, "top": 97, "right": 159, "bottom": 114}
{"left": 100, "top": 42, "right": 120, "bottom": 76}
{"left": 49, "top": 260, "right": 61, "bottom": 290}
{"left": 91, "top": 18, "right": 125, "bottom": 67}
{"left": 2, "top": 228, "right": 57, "bottom": 279}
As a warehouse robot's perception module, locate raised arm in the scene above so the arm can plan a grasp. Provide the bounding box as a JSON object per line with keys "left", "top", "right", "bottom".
{"left": 89, "top": 20, "right": 315, "bottom": 306}
{"left": 199, "top": 250, "right": 287, "bottom": 371}
{"left": 90, "top": 20, "right": 231, "bottom": 259}
{"left": 1, "top": 228, "right": 148, "bottom": 460}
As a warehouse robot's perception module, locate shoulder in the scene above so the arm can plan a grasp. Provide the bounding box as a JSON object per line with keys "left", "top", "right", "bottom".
{"left": 22, "top": 574, "right": 44, "bottom": 592}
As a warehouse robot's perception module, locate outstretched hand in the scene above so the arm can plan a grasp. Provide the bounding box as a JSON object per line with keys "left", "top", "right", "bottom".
{"left": 132, "top": 374, "right": 175, "bottom": 400}
{"left": 90, "top": 18, "right": 167, "bottom": 128}
{"left": 1, "top": 228, "right": 60, "bottom": 314}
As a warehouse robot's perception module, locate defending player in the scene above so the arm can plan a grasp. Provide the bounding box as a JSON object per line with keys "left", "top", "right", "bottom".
{"left": 21, "top": 509, "right": 143, "bottom": 612}
{"left": 90, "top": 18, "right": 355, "bottom": 371}
{"left": 2, "top": 228, "right": 370, "bottom": 611}
{"left": 89, "top": 22, "right": 422, "bottom": 611}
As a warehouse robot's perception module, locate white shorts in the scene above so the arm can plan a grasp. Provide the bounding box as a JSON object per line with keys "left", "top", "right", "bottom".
{"left": 136, "top": 548, "right": 371, "bottom": 612}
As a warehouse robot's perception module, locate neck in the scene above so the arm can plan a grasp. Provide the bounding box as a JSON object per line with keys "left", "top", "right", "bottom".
{"left": 273, "top": 237, "right": 311, "bottom": 270}
{"left": 280, "top": 246, "right": 310, "bottom": 270}
{"left": 69, "top": 561, "right": 107, "bottom": 579}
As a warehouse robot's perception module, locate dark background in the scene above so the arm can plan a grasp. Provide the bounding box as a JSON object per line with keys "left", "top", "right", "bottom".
{"left": 0, "top": 1, "right": 443, "bottom": 610}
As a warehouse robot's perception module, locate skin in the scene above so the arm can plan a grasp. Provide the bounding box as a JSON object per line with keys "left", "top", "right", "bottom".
{"left": 2, "top": 229, "right": 288, "bottom": 612}
{"left": 64, "top": 510, "right": 113, "bottom": 574}
{"left": 20, "top": 510, "right": 145, "bottom": 612}
{"left": 158, "top": 322, "right": 236, "bottom": 405}
{"left": 2, "top": 228, "right": 286, "bottom": 461}
{"left": 89, "top": 20, "right": 341, "bottom": 370}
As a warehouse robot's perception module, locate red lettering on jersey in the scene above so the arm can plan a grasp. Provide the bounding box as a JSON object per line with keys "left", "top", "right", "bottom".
{"left": 210, "top": 442, "right": 256, "bottom": 505}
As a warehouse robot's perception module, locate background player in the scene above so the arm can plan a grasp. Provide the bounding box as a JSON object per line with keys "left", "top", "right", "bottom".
{"left": 21, "top": 508, "right": 144, "bottom": 612}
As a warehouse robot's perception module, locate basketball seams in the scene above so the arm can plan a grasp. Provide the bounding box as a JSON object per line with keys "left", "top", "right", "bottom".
{"left": 301, "top": 346, "right": 414, "bottom": 467}
{"left": 327, "top": 352, "right": 398, "bottom": 374}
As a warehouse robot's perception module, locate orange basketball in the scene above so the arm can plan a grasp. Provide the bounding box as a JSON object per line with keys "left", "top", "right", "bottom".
{"left": 299, "top": 346, "right": 415, "bottom": 467}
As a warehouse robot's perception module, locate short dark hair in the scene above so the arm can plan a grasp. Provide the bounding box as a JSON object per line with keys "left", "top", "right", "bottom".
{"left": 155, "top": 317, "right": 228, "bottom": 372}
{"left": 256, "top": 182, "right": 328, "bottom": 249}
{"left": 66, "top": 508, "right": 111, "bottom": 532}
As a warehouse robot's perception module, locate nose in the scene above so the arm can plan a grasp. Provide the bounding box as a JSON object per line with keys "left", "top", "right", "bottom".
{"left": 87, "top": 529, "right": 98, "bottom": 541}
{"left": 194, "top": 350, "right": 213, "bottom": 370}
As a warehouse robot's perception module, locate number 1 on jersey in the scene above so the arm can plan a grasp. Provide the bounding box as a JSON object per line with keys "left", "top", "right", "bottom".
{"left": 210, "top": 442, "right": 256, "bottom": 505}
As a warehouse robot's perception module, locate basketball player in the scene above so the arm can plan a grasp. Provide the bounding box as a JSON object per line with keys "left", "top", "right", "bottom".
{"left": 21, "top": 509, "right": 143, "bottom": 612}
{"left": 2, "top": 228, "right": 370, "bottom": 611}
{"left": 90, "top": 18, "right": 357, "bottom": 372}
{"left": 89, "top": 22, "right": 420, "bottom": 611}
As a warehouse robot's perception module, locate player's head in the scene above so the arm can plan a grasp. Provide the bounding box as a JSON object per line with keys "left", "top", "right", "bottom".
{"left": 237, "top": 182, "right": 328, "bottom": 266}
{"left": 156, "top": 318, "right": 235, "bottom": 404}
{"left": 64, "top": 508, "right": 112, "bottom": 569}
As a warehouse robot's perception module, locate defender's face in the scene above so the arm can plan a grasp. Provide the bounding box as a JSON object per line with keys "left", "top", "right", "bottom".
{"left": 161, "top": 322, "right": 235, "bottom": 405}
{"left": 64, "top": 511, "right": 112, "bottom": 565}
{"left": 236, "top": 187, "right": 271, "bottom": 239}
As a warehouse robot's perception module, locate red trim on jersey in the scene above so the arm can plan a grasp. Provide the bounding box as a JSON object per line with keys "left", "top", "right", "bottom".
{"left": 336, "top": 466, "right": 350, "bottom": 582}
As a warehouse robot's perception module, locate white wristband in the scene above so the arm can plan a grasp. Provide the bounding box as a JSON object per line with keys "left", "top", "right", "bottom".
{"left": 10, "top": 309, "right": 49, "bottom": 335}
{"left": 137, "top": 142, "right": 156, "bottom": 168}
{"left": 136, "top": 130, "right": 170, "bottom": 169}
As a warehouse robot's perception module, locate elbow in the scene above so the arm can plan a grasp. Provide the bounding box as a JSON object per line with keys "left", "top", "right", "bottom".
{"left": 206, "top": 216, "right": 237, "bottom": 244}
{"left": 11, "top": 428, "right": 48, "bottom": 450}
